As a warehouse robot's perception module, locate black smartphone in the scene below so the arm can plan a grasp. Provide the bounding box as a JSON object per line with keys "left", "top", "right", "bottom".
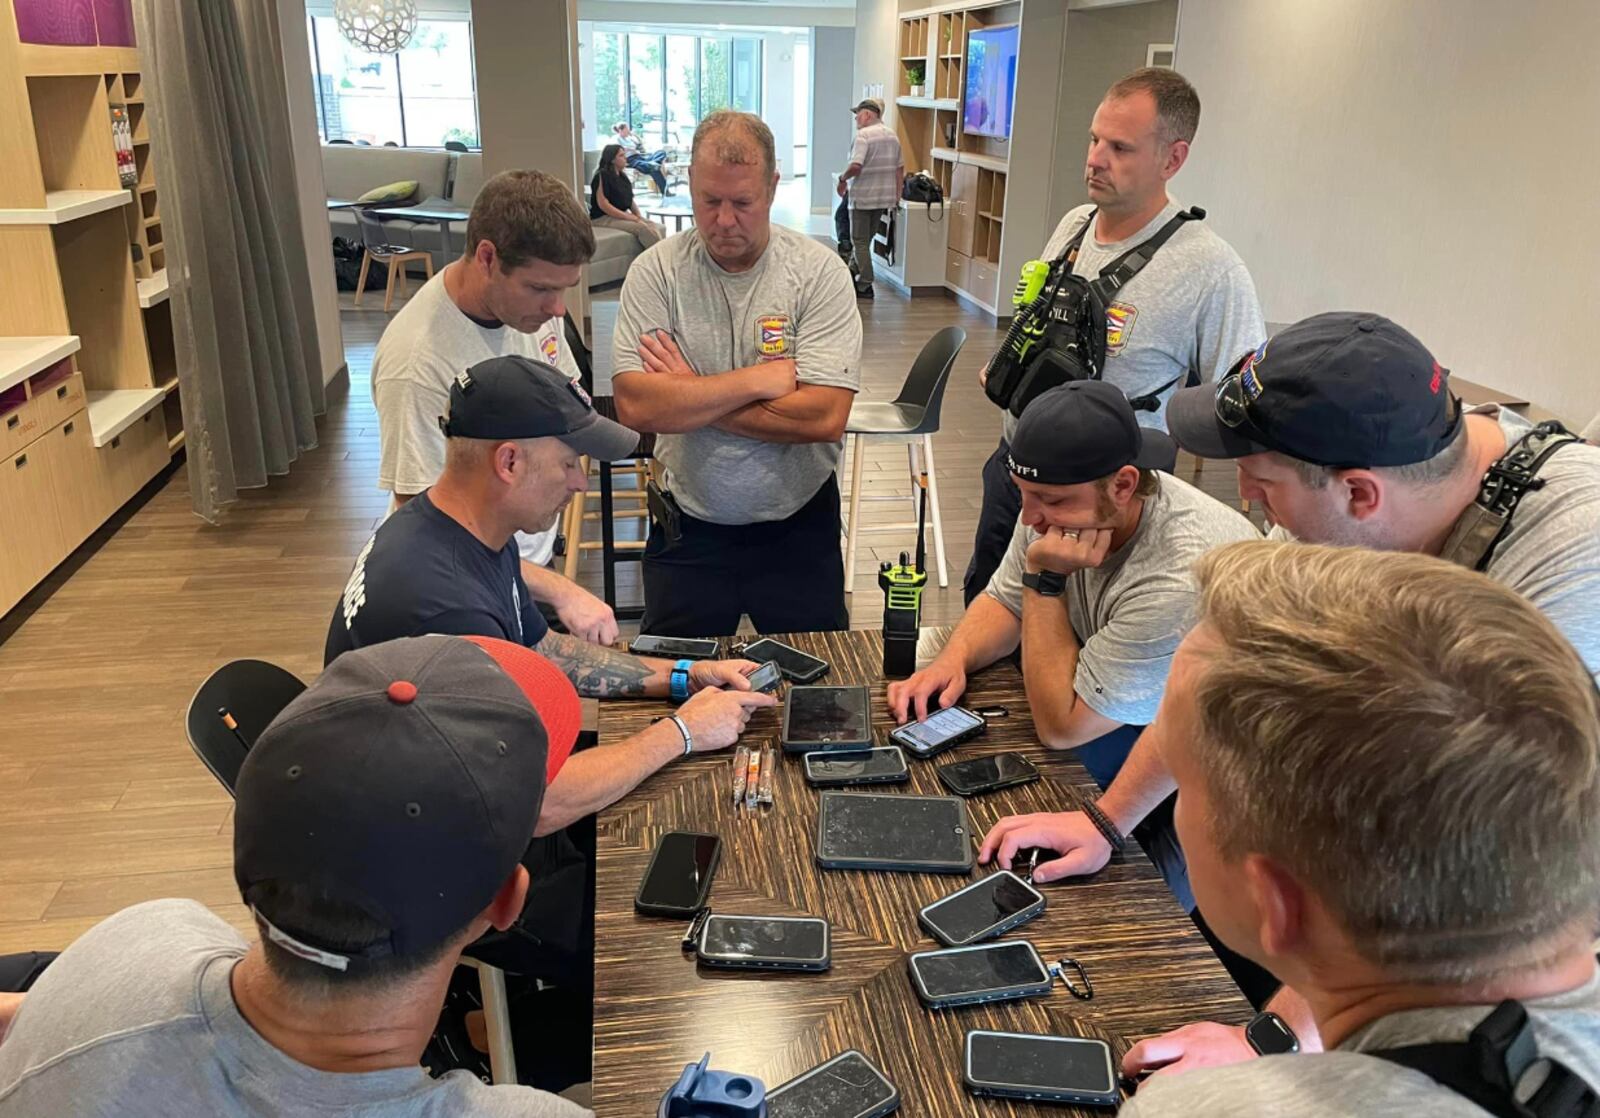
{"left": 918, "top": 871, "right": 1046, "bottom": 947}
{"left": 634, "top": 831, "right": 721, "bottom": 917}
{"left": 766, "top": 1050, "right": 900, "bottom": 1118}
{"left": 629, "top": 634, "right": 720, "bottom": 660}
{"left": 888, "top": 705, "right": 986, "bottom": 759}
{"left": 803, "top": 746, "right": 910, "bottom": 787}
{"left": 742, "top": 638, "right": 829, "bottom": 683}
{"left": 936, "top": 751, "right": 1040, "bottom": 796}
{"left": 783, "top": 685, "right": 873, "bottom": 752}
{"left": 695, "top": 913, "right": 831, "bottom": 972}
{"left": 743, "top": 660, "right": 784, "bottom": 694}
{"left": 907, "top": 940, "right": 1053, "bottom": 1009}
{"left": 964, "top": 1030, "right": 1119, "bottom": 1107}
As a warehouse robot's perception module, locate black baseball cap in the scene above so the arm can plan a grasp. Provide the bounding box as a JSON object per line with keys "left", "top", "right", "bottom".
{"left": 1167, "top": 312, "right": 1462, "bottom": 468}
{"left": 439, "top": 354, "right": 639, "bottom": 461}
{"left": 1006, "top": 380, "right": 1177, "bottom": 485}
{"left": 234, "top": 634, "right": 582, "bottom": 972}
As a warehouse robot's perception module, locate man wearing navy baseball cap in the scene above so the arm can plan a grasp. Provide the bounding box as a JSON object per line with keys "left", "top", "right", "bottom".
{"left": 891, "top": 379, "right": 1257, "bottom": 899}
{"left": 0, "top": 635, "right": 592, "bottom": 1116}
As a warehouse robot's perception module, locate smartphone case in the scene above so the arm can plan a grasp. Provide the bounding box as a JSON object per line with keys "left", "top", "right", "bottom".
{"left": 888, "top": 708, "right": 988, "bottom": 759}
{"left": 766, "top": 1050, "right": 900, "bottom": 1117}
{"left": 782, "top": 686, "right": 874, "bottom": 753}
{"left": 628, "top": 635, "right": 718, "bottom": 660}
{"left": 907, "top": 941, "right": 1054, "bottom": 1009}
{"left": 695, "top": 914, "right": 832, "bottom": 972}
{"left": 744, "top": 639, "right": 830, "bottom": 683}
{"left": 917, "top": 871, "right": 1046, "bottom": 947}
{"left": 814, "top": 792, "right": 975, "bottom": 874}
{"left": 935, "top": 753, "right": 1041, "bottom": 797}
{"left": 803, "top": 747, "right": 910, "bottom": 788}
{"left": 633, "top": 831, "right": 721, "bottom": 917}
{"left": 962, "top": 1030, "right": 1119, "bottom": 1106}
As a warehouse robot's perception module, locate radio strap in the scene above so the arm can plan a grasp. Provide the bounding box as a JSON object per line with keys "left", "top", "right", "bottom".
{"left": 1438, "top": 420, "right": 1580, "bottom": 572}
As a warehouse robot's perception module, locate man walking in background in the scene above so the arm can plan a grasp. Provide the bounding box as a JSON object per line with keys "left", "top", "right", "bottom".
{"left": 836, "top": 98, "right": 904, "bottom": 299}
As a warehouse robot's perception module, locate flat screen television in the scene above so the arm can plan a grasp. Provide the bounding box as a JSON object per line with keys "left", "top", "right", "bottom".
{"left": 963, "top": 24, "right": 1020, "bottom": 140}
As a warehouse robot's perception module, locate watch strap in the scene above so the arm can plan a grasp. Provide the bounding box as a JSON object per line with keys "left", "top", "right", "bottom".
{"left": 669, "top": 659, "right": 693, "bottom": 702}
{"left": 1022, "top": 569, "right": 1067, "bottom": 597}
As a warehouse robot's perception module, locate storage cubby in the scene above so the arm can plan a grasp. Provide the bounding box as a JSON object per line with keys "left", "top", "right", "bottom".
{"left": 122, "top": 72, "right": 141, "bottom": 102}
{"left": 128, "top": 101, "right": 146, "bottom": 144}
{"left": 27, "top": 77, "right": 121, "bottom": 193}
{"left": 54, "top": 208, "right": 152, "bottom": 391}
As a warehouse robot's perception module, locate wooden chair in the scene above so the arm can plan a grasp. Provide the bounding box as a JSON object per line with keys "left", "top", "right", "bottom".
{"left": 353, "top": 208, "right": 434, "bottom": 312}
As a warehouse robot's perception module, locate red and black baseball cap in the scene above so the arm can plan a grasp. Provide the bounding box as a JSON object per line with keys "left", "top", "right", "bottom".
{"left": 233, "top": 634, "right": 581, "bottom": 972}
{"left": 1167, "top": 312, "right": 1462, "bottom": 468}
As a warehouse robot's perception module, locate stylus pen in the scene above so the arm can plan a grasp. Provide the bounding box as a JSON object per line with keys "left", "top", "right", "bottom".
{"left": 217, "top": 707, "right": 249, "bottom": 752}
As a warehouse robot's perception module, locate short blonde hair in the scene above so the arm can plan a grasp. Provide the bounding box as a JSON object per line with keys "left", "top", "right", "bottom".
{"left": 1188, "top": 540, "right": 1600, "bottom": 982}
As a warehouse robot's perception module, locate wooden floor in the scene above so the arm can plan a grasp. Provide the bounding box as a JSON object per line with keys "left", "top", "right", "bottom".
{"left": 0, "top": 274, "right": 1249, "bottom": 954}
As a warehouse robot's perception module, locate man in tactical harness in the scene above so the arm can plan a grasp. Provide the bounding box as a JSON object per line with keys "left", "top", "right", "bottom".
{"left": 965, "top": 66, "right": 1264, "bottom": 604}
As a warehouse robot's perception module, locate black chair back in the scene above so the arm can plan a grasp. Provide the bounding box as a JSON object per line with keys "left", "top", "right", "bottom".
{"left": 892, "top": 325, "right": 966, "bottom": 434}
{"left": 185, "top": 660, "right": 307, "bottom": 794}
{"left": 444, "top": 140, "right": 469, "bottom": 153}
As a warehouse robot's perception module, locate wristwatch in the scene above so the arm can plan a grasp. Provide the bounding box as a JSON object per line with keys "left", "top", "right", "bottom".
{"left": 1246, "top": 1011, "right": 1299, "bottom": 1055}
{"left": 1021, "top": 569, "right": 1067, "bottom": 597}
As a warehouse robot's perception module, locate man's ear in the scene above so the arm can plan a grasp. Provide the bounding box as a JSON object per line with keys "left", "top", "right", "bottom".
{"left": 1243, "top": 853, "right": 1306, "bottom": 962}
{"left": 1161, "top": 138, "right": 1190, "bottom": 180}
{"left": 1339, "top": 470, "right": 1384, "bottom": 522}
{"left": 1113, "top": 464, "right": 1141, "bottom": 504}
{"left": 484, "top": 865, "right": 529, "bottom": 932}
{"left": 473, "top": 239, "right": 498, "bottom": 275}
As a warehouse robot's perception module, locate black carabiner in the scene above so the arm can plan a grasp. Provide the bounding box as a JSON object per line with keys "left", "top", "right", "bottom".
{"left": 1051, "top": 956, "right": 1094, "bottom": 1000}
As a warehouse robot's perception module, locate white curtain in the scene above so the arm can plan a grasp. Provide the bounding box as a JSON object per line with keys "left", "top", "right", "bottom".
{"left": 135, "top": 0, "right": 325, "bottom": 521}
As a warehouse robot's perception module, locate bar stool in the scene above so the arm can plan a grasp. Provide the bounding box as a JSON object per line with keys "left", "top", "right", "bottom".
{"left": 840, "top": 326, "right": 965, "bottom": 593}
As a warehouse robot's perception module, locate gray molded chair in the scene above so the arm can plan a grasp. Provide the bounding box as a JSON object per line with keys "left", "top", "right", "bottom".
{"left": 841, "top": 325, "right": 965, "bottom": 593}
{"left": 353, "top": 207, "right": 434, "bottom": 312}
{"left": 184, "top": 659, "right": 521, "bottom": 1085}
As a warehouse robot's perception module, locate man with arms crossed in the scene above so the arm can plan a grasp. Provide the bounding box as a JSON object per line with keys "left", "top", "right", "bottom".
{"left": 1110, "top": 541, "right": 1600, "bottom": 1115}
{"left": 985, "top": 312, "right": 1600, "bottom": 1070}
{"left": 889, "top": 381, "right": 1258, "bottom": 826}
{"left": 835, "top": 97, "right": 903, "bottom": 299}
{"left": 612, "top": 110, "right": 863, "bottom": 636}
{"left": 372, "top": 169, "right": 619, "bottom": 644}
{"left": 0, "top": 635, "right": 593, "bottom": 1115}
{"left": 965, "top": 67, "right": 1262, "bottom": 603}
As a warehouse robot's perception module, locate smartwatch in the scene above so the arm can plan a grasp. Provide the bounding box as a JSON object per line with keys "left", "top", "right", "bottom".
{"left": 1246, "top": 1011, "right": 1299, "bottom": 1055}
{"left": 669, "top": 660, "right": 694, "bottom": 703}
{"left": 1021, "top": 569, "right": 1067, "bottom": 597}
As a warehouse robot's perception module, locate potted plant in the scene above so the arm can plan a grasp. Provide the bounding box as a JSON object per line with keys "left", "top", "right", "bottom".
{"left": 905, "top": 61, "right": 925, "bottom": 97}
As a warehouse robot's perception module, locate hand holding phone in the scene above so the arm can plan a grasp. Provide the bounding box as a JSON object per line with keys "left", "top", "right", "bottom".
{"left": 885, "top": 658, "right": 967, "bottom": 722}
{"left": 889, "top": 706, "right": 986, "bottom": 759}
{"left": 743, "top": 660, "right": 784, "bottom": 694}
{"left": 978, "top": 810, "right": 1114, "bottom": 884}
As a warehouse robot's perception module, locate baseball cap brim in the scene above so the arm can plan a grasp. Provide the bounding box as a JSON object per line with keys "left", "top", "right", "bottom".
{"left": 1132, "top": 428, "right": 1178, "bottom": 474}
{"left": 1167, "top": 380, "right": 1270, "bottom": 460}
{"left": 460, "top": 637, "right": 582, "bottom": 782}
{"left": 558, "top": 411, "right": 640, "bottom": 462}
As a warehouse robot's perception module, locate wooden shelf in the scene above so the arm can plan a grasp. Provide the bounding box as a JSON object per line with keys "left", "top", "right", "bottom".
{"left": 941, "top": 52, "right": 962, "bottom": 59}
{"left": 167, "top": 430, "right": 185, "bottom": 453}
{"left": 0, "top": 189, "right": 130, "bottom": 226}
{"left": 900, "top": 54, "right": 924, "bottom": 62}
{"left": 0, "top": 335, "right": 80, "bottom": 395}
{"left": 958, "top": 150, "right": 1009, "bottom": 172}
{"left": 979, "top": 210, "right": 1004, "bottom": 221}
{"left": 86, "top": 387, "right": 164, "bottom": 447}
{"left": 931, "top": 146, "right": 958, "bottom": 162}
{"left": 138, "top": 183, "right": 156, "bottom": 195}
{"left": 19, "top": 43, "right": 141, "bottom": 77}
{"left": 896, "top": 95, "right": 938, "bottom": 110}
{"left": 158, "top": 376, "right": 179, "bottom": 397}
{"left": 141, "top": 215, "right": 160, "bottom": 228}
{"left": 137, "top": 269, "right": 168, "bottom": 308}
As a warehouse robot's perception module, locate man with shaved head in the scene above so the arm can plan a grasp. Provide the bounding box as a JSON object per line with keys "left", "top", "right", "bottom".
{"left": 611, "top": 110, "right": 863, "bottom": 636}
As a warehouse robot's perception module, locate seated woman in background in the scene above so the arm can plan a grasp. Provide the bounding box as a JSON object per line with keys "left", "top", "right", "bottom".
{"left": 590, "top": 144, "right": 666, "bottom": 251}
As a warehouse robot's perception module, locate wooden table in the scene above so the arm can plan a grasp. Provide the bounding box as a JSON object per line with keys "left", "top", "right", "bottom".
{"left": 593, "top": 630, "right": 1249, "bottom": 1116}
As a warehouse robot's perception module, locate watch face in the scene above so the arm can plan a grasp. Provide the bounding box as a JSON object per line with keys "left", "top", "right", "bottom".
{"left": 1247, "top": 1012, "right": 1299, "bottom": 1055}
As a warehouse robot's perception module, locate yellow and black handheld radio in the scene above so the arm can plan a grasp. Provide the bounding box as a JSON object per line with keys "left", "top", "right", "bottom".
{"left": 880, "top": 472, "right": 931, "bottom": 678}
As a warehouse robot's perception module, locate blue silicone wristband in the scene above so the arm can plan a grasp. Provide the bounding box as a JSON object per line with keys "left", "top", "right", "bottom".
{"left": 670, "top": 659, "right": 693, "bottom": 702}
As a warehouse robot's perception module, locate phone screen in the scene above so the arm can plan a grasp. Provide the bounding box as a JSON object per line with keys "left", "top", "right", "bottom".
{"left": 701, "top": 915, "right": 827, "bottom": 962}
{"left": 637, "top": 832, "right": 720, "bottom": 911}
{"left": 914, "top": 942, "right": 1046, "bottom": 999}
{"left": 808, "top": 748, "right": 905, "bottom": 781}
{"left": 895, "top": 706, "right": 984, "bottom": 752}
{"left": 745, "top": 639, "right": 827, "bottom": 678}
{"left": 941, "top": 752, "right": 1036, "bottom": 791}
{"left": 745, "top": 661, "right": 784, "bottom": 693}
{"left": 786, "top": 686, "right": 871, "bottom": 745}
{"left": 923, "top": 873, "right": 1040, "bottom": 944}
{"left": 636, "top": 635, "right": 718, "bottom": 658}
{"left": 968, "top": 1032, "right": 1115, "bottom": 1095}
{"left": 767, "top": 1051, "right": 897, "bottom": 1118}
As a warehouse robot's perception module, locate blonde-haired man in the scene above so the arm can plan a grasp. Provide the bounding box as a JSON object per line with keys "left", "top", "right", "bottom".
{"left": 1113, "top": 541, "right": 1600, "bottom": 1114}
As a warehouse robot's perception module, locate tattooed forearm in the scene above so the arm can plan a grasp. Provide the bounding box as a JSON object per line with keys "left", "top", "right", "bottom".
{"left": 536, "top": 631, "right": 654, "bottom": 698}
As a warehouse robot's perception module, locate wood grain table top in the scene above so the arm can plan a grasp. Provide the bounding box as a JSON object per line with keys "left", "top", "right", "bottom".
{"left": 593, "top": 630, "right": 1249, "bottom": 1116}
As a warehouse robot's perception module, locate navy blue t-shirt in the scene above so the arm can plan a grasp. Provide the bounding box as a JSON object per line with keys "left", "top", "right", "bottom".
{"left": 325, "top": 490, "right": 548, "bottom": 666}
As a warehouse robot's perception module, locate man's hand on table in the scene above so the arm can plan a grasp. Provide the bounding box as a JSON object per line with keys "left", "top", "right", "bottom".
{"left": 978, "top": 811, "right": 1113, "bottom": 883}
{"left": 1122, "top": 1021, "right": 1256, "bottom": 1079}
{"left": 688, "top": 659, "right": 760, "bottom": 692}
{"left": 675, "top": 688, "right": 777, "bottom": 752}
{"left": 886, "top": 655, "right": 967, "bottom": 722}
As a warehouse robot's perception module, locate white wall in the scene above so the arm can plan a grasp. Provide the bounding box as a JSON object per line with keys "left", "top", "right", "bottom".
{"left": 811, "top": 25, "right": 855, "bottom": 212}
{"left": 1174, "top": 0, "right": 1600, "bottom": 423}
{"left": 765, "top": 31, "right": 797, "bottom": 180}
{"left": 851, "top": 0, "right": 898, "bottom": 122}
{"left": 277, "top": 0, "right": 346, "bottom": 386}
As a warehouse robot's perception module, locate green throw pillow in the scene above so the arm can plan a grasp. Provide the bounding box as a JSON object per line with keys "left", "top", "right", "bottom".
{"left": 356, "top": 179, "right": 418, "bottom": 204}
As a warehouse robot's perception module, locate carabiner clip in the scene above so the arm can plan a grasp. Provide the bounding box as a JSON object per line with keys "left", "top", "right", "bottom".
{"left": 1050, "top": 955, "right": 1094, "bottom": 1000}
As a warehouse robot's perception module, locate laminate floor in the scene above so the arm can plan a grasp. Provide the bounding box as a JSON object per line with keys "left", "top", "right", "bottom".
{"left": 0, "top": 271, "right": 1250, "bottom": 954}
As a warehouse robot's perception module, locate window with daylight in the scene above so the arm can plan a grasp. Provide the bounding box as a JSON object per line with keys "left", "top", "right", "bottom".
{"left": 590, "top": 29, "right": 763, "bottom": 148}
{"left": 308, "top": 15, "right": 480, "bottom": 149}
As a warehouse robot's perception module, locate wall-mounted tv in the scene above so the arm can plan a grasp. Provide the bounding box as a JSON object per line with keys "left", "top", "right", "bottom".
{"left": 963, "top": 24, "right": 1019, "bottom": 140}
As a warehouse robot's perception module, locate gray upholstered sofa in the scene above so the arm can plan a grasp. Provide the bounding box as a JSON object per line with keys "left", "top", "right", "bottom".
{"left": 321, "top": 145, "right": 643, "bottom": 288}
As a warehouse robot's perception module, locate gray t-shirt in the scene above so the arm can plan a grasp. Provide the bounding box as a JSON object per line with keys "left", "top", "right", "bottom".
{"left": 1122, "top": 972, "right": 1600, "bottom": 1116}
{"left": 1266, "top": 405, "right": 1600, "bottom": 680}
{"left": 0, "top": 899, "right": 591, "bottom": 1118}
{"left": 986, "top": 472, "right": 1260, "bottom": 725}
{"left": 611, "top": 223, "right": 863, "bottom": 524}
{"left": 1001, "top": 200, "right": 1264, "bottom": 441}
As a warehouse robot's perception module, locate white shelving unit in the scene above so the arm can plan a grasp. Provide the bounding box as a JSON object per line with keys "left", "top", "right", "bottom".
{"left": 0, "top": 188, "right": 131, "bottom": 225}
{"left": 0, "top": 335, "right": 81, "bottom": 395}
{"left": 86, "top": 387, "right": 164, "bottom": 447}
